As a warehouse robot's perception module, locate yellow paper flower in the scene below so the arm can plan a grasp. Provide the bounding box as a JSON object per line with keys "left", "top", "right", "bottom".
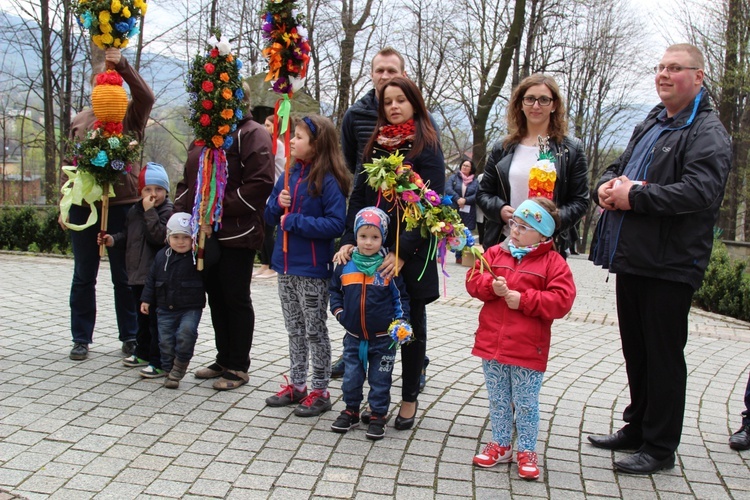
{"left": 92, "top": 35, "right": 104, "bottom": 49}
{"left": 110, "top": 0, "right": 122, "bottom": 13}
{"left": 122, "top": 6, "right": 131, "bottom": 17}
{"left": 99, "top": 10, "right": 110, "bottom": 23}
{"left": 100, "top": 22, "right": 112, "bottom": 34}
{"left": 120, "top": 38, "right": 129, "bottom": 48}
{"left": 101, "top": 33, "right": 114, "bottom": 44}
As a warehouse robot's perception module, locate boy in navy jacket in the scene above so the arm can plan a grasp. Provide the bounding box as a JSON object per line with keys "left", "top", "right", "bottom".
{"left": 329, "top": 207, "right": 409, "bottom": 440}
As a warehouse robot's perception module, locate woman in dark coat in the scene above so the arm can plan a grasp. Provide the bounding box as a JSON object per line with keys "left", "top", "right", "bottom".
{"left": 445, "top": 159, "right": 478, "bottom": 262}
{"left": 334, "top": 76, "right": 444, "bottom": 430}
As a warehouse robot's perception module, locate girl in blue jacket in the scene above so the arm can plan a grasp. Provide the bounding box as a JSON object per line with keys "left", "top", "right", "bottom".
{"left": 263, "top": 115, "right": 352, "bottom": 418}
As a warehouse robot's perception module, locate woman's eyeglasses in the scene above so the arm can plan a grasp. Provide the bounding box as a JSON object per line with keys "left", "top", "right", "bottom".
{"left": 522, "top": 96, "right": 554, "bottom": 107}
{"left": 508, "top": 219, "right": 535, "bottom": 234}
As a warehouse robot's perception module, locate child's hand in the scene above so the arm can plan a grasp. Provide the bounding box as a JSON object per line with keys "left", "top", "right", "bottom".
{"left": 504, "top": 290, "right": 521, "bottom": 310}
{"left": 142, "top": 194, "right": 156, "bottom": 211}
{"left": 492, "top": 276, "right": 508, "bottom": 297}
{"left": 278, "top": 189, "right": 291, "bottom": 208}
{"left": 140, "top": 302, "right": 150, "bottom": 314}
{"left": 97, "top": 232, "right": 114, "bottom": 247}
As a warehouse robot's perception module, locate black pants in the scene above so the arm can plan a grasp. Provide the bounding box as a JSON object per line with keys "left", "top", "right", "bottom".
{"left": 204, "top": 246, "right": 256, "bottom": 372}
{"left": 132, "top": 285, "right": 161, "bottom": 368}
{"left": 616, "top": 273, "right": 694, "bottom": 459}
{"left": 400, "top": 298, "right": 427, "bottom": 402}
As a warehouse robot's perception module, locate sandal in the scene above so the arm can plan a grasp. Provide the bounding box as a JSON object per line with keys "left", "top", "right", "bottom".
{"left": 212, "top": 370, "right": 249, "bottom": 390}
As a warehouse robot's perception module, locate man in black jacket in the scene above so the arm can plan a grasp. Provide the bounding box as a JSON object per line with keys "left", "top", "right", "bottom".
{"left": 588, "top": 43, "right": 731, "bottom": 474}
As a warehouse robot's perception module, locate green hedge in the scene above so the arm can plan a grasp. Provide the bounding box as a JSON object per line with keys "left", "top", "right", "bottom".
{"left": 0, "top": 206, "right": 70, "bottom": 254}
{"left": 693, "top": 239, "right": 750, "bottom": 322}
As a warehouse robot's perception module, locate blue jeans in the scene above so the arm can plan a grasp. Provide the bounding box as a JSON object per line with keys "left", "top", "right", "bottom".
{"left": 69, "top": 203, "right": 137, "bottom": 345}
{"left": 342, "top": 333, "right": 396, "bottom": 416}
{"left": 157, "top": 308, "right": 202, "bottom": 372}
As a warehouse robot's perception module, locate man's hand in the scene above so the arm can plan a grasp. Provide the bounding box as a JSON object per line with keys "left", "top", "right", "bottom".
{"left": 104, "top": 48, "right": 122, "bottom": 66}
{"left": 600, "top": 176, "right": 633, "bottom": 211}
{"left": 378, "top": 252, "right": 405, "bottom": 280}
{"left": 333, "top": 244, "right": 354, "bottom": 265}
{"left": 140, "top": 302, "right": 150, "bottom": 315}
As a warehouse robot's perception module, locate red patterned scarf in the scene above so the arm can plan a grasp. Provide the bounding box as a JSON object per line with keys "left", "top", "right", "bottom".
{"left": 376, "top": 119, "right": 416, "bottom": 151}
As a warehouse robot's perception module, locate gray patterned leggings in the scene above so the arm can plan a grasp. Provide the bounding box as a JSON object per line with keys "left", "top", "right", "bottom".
{"left": 278, "top": 275, "right": 332, "bottom": 390}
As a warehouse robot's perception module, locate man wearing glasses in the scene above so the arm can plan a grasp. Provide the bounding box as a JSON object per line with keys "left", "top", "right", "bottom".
{"left": 589, "top": 44, "right": 731, "bottom": 474}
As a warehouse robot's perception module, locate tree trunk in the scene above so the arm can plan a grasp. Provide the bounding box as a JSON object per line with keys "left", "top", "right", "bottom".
{"left": 473, "top": 0, "right": 526, "bottom": 169}
{"left": 334, "top": 0, "right": 374, "bottom": 125}
{"left": 41, "top": 0, "right": 57, "bottom": 204}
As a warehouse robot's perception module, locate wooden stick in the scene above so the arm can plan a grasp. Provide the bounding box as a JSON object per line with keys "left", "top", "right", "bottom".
{"left": 197, "top": 231, "right": 206, "bottom": 271}
{"left": 99, "top": 182, "right": 109, "bottom": 257}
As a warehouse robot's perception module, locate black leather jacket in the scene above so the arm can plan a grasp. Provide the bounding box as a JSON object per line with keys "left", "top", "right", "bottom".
{"left": 477, "top": 136, "right": 590, "bottom": 248}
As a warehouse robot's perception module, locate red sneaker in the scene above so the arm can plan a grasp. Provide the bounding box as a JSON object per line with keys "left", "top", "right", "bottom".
{"left": 473, "top": 442, "right": 512, "bottom": 468}
{"left": 517, "top": 451, "right": 540, "bottom": 480}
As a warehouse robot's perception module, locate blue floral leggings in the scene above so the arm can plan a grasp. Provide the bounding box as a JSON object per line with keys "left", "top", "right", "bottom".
{"left": 482, "top": 359, "right": 544, "bottom": 451}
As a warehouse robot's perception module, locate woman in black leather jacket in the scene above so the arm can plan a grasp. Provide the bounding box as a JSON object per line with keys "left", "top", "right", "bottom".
{"left": 477, "top": 74, "right": 589, "bottom": 253}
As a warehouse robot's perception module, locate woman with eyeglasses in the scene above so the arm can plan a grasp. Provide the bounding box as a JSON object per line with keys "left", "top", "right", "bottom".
{"left": 477, "top": 73, "right": 589, "bottom": 254}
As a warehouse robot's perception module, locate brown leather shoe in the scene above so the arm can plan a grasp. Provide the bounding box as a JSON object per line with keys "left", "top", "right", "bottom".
{"left": 194, "top": 363, "right": 225, "bottom": 379}
{"left": 212, "top": 370, "right": 249, "bottom": 390}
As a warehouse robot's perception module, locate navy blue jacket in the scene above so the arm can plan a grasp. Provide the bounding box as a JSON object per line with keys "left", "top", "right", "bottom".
{"left": 329, "top": 259, "right": 410, "bottom": 339}
{"left": 264, "top": 161, "right": 347, "bottom": 278}
{"left": 445, "top": 172, "right": 479, "bottom": 230}
{"left": 142, "top": 248, "right": 206, "bottom": 311}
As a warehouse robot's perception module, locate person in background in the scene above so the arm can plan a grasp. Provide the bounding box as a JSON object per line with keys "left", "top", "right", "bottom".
{"left": 254, "top": 114, "right": 287, "bottom": 279}
{"left": 445, "top": 159, "right": 478, "bottom": 263}
{"left": 729, "top": 373, "right": 750, "bottom": 451}
{"left": 61, "top": 47, "right": 155, "bottom": 361}
{"left": 588, "top": 43, "right": 731, "bottom": 475}
{"left": 98, "top": 162, "right": 173, "bottom": 377}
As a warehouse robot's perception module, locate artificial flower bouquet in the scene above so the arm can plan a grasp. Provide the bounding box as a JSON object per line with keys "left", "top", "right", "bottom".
{"left": 388, "top": 319, "right": 413, "bottom": 349}
{"left": 261, "top": 0, "right": 311, "bottom": 95}
{"left": 186, "top": 32, "right": 244, "bottom": 150}
{"left": 528, "top": 135, "right": 556, "bottom": 199}
{"left": 74, "top": 0, "right": 147, "bottom": 50}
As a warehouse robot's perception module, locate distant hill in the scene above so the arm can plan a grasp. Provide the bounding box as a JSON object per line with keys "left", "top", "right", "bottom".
{"left": 0, "top": 10, "right": 188, "bottom": 107}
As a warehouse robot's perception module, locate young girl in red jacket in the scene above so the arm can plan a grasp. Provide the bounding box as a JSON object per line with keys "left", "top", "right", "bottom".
{"left": 466, "top": 197, "right": 576, "bottom": 480}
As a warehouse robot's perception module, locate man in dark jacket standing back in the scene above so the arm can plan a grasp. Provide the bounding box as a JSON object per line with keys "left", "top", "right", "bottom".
{"left": 588, "top": 43, "right": 731, "bottom": 474}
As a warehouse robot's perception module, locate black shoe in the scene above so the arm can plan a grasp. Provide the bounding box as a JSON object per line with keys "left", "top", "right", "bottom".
{"left": 360, "top": 408, "right": 372, "bottom": 424}
{"left": 419, "top": 357, "right": 429, "bottom": 393}
{"left": 614, "top": 451, "right": 675, "bottom": 475}
{"left": 394, "top": 401, "right": 418, "bottom": 430}
{"left": 331, "top": 409, "right": 360, "bottom": 433}
{"left": 366, "top": 415, "right": 387, "bottom": 440}
{"left": 69, "top": 343, "right": 88, "bottom": 360}
{"left": 331, "top": 356, "right": 345, "bottom": 379}
{"left": 588, "top": 430, "right": 642, "bottom": 451}
{"left": 730, "top": 425, "right": 750, "bottom": 450}
{"left": 121, "top": 340, "right": 136, "bottom": 355}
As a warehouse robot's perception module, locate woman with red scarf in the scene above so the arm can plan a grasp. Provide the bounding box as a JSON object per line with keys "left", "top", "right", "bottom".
{"left": 334, "top": 76, "right": 444, "bottom": 430}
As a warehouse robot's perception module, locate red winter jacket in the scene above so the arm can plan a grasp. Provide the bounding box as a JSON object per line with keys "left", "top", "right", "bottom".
{"left": 465, "top": 240, "right": 576, "bottom": 372}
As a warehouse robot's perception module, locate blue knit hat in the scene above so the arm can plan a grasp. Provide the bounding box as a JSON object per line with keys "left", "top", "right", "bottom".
{"left": 354, "top": 207, "right": 389, "bottom": 241}
{"left": 138, "top": 162, "right": 170, "bottom": 193}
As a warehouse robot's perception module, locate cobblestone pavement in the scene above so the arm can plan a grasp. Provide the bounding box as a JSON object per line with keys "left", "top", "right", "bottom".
{"left": 1, "top": 252, "right": 750, "bottom": 499}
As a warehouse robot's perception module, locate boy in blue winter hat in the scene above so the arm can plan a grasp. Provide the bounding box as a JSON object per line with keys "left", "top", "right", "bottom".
{"left": 328, "top": 206, "right": 410, "bottom": 440}
{"left": 99, "top": 162, "right": 174, "bottom": 377}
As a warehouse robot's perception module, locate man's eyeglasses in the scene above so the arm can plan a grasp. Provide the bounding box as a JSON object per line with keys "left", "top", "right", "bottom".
{"left": 522, "top": 96, "right": 554, "bottom": 107}
{"left": 653, "top": 64, "right": 700, "bottom": 74}
{"left": 508, "top": 219, "right": 535, "bottom": 234}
